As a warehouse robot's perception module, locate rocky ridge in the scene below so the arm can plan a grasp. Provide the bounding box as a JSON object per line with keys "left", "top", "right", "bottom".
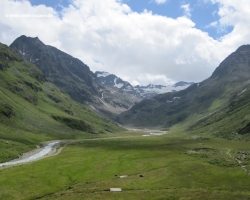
{"left": 10, "top": 36, "right": 141, "bottom": 118}
{"left": 95, "top": 71, "right": 193, "bottom": 99}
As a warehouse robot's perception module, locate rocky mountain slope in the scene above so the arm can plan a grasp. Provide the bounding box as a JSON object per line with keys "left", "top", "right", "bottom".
{"left": 0, "top": 42, "right": 123, "bottom": 162}
{"left": 95, "top": 71, "right": 135, "bottom": 92}
{"left": 118, "top": 45, "right": 250, "bottom": 132}
{"left": 96, "top": 71, "right": 193, "bottom": 99}
{"left": 10, "top": 36, "right": 99, "bottom": 103}
{"left": 10, "top": 36, "right": 141, "bottom": 118}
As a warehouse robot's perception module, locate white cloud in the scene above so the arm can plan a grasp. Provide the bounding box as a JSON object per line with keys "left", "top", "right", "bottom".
{"left": 0, "top": 0, "right": 250, "bottom": 86}
{"left": 154, "top": 0, "right": 168, "bottom": 5}
{"left": 206, "top": 0, "right": 250, "bottom": 55}
{"left": 181, "top": 4, "right": 191, "bottom": 18}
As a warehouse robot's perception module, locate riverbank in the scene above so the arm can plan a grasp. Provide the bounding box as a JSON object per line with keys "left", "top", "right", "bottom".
{"left": 0, "top": 141, "right": 62, "bottom": 168}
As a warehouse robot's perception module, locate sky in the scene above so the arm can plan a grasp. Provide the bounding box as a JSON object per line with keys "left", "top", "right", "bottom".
{"left": 0, "top": 0, "right": 250, "bottom": 86}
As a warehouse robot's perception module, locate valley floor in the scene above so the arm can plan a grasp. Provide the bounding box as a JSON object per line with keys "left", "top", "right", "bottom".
{"left": 1, "top": 130, "right": 250, "bottom": 200}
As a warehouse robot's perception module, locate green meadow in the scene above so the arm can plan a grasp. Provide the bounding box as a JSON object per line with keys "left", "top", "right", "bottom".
{"left": 1, "top": 131, "right": 250, "bottom": 200}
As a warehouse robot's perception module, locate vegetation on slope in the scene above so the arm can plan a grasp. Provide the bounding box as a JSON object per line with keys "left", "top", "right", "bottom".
{"left": 188, "top": 86, "right": 250, "bottom": 140}
{"left": 0, "top": 42, "right": 124, "bottom": 163}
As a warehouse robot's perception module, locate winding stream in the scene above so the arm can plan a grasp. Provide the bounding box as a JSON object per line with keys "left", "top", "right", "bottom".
{"left": 0, "top": 141, "right": 59, "bottom": 167}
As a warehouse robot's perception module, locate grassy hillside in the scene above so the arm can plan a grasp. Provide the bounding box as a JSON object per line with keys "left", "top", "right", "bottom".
{"left": 188, "top": 86, "right": 250, "bottom": 140}
{"left": 0, "top": 43, "right": 124, "bottom": 163}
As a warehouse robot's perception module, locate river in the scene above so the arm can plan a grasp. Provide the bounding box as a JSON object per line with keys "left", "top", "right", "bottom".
{"left": 0, "top": 141, "right": 59, "bottom": 168}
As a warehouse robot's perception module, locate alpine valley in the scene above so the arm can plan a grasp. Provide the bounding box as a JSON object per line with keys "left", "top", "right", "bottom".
{"left": 118, "top": 44, "right": 250, "bottom": 139}
{"left": 1, "top": 35, "right": 250, "bottom": 200}
{"left": 4, "top": 35, "right": 250, "bottom": 140}
{"left": 10, "top": 35, "right": 192, "bottom": 119}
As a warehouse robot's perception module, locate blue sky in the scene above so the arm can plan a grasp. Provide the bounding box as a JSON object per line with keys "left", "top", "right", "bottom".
{"left": 1, "top": 0, "right": 249, "bottom": 85}
{"left": 124, "top": 0, "right": 222, "bottom": 38}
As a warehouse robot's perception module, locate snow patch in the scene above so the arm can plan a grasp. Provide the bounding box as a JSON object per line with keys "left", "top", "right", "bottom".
{"left": 99, "top": 98, "right": 109, "bottom": 107}
{"left": 97, "top": 72, "right": 110, "bottom": 77}
{"left": 90, "top": 105, "right": 98, "bottom": 112}
{"left": 114, "top": 77, "right": 123, "bottom": 88}
{"left": 238, "top": 88, "right": 247, "bottom": 96}
{"left": 134, "top": 84, "right": 190, "bottom": 97}
{"left": 18, "top": 50, "right": 26, "bottom": 56}
{"left": 142, "top": 131, "right": 167, "bottom": 137}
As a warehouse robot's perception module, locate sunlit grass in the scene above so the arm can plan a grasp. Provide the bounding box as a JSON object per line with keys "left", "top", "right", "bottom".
{"left": 1, "top": 134, "right": 250, "bottom": 199}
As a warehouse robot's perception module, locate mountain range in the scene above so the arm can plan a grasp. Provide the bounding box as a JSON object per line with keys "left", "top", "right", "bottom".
{"left": 95, "top": 71, "right": 193, "bottom": 99}
{"left": 10, "top": 35, "right": 192, "bottom": 120}
{"left": 10, "top": 36, "right": 142, "bottom": 119}
{"left": 3, "top": 35, "right": 250, "bottom": 140}
{"left": 117, "top": 45, "right": 250, "bottom": 138}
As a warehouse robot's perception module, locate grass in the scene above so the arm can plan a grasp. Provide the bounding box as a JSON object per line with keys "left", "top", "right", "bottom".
{"left": 1, "top": 132, "right": 250, "bottom": 199}
{"left": 0, "top": 43, "right": 124, "bottom": 163}
{"left": 188, "top": 86, "right": 250, "bottom": 140}
{"left": 1, "top": 39, "right": 250, "bottom": 199}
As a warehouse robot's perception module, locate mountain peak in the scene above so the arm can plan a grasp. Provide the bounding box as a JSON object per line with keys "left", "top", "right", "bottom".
{"left": 10, "top": 35, "right": 99, "bottom": 103}
{"left": 211, "top": 44, "right": 250, "bottom": 79}
{"left": 235, "top": 44, "right": 250, "bottom": 53}
{"left": 95, "top": 71, "right": 132, "bottom": 90}
{"left": 95, "top": 71, "right": 111, "bottom": 78}
{"left": 173, "top": 81, "right": 194, "bottom": 87}
{"left": 14, "top": 35, "right": 44, "bottom": 46}
{"left": 118, "top": 44, "right": 250, "bottom": 128}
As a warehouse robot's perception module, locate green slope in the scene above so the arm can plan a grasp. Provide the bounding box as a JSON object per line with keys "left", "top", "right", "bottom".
{"left": 0, "top": 42, "right": 123, "bottom": 163}
{"left": 118, "top": 45, "right": 250, "bottom": 133}
{"left": 188, "top": 86, "right": 250, "bottom": 140}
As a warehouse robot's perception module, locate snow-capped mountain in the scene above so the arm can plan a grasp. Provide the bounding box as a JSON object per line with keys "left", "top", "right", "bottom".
{"left": 95, "top": 71, "right": 193, "bottom": 99}
{"left": 95, "top": 71, "right": 134, "bottom": 92}
{"left": 134, "top": 82, "right": 194, "bottom": 99}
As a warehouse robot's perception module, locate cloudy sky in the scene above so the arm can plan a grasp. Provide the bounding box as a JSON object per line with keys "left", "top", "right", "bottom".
{"left": 1, "top": 0, "right": 250, "bottom": 86}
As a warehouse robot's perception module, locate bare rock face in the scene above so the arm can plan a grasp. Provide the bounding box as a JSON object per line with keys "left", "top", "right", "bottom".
{"left": 10, "top": 35, "right": 100, "bottom": 103}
